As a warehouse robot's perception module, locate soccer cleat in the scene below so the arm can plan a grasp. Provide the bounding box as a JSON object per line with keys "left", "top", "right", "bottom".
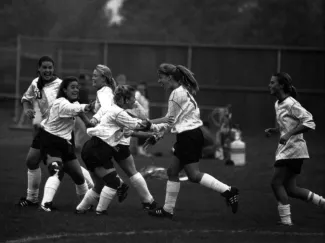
{"left": 148, "top": 207, "right": 173, "bottom": 219}
{"left": 96, "top": 210, "right": 108, "bottom": 216}
{"left": 38, "top": 202, "right": 56, "bottom": 212}
{"left": 221, "top": 187, "right": 239, "bottom": 214}
{"left": 142, "top": 201, "right": 158, "bottom": 211}
{"left": 117, "top": 183, "right": 129, "bottom": 203}
{"left": 277, "top": 221, "right": 294, "bottom": 226}
{"left": 16, "top": 197, "right": 39, "bottom": 207}
{"left": 75, "top": 205, "right": 93, "bottom": 214}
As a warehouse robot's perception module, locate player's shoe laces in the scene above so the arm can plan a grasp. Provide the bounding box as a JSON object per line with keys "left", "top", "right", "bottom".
{"left": 148, "top": 207, "right": 173, "bottom": 219}
{"left": 39, "top": 202, "right": 56, "bottom": 212}
{"left": 117, "top": 183, "right": 129, "bottom": 203}
{"left": 16, "top": 197, "right": 39, "bottom": 207}
{"left": 142, "top": 200, "right": 157, "bottom": 211}
{"left": 221, "top": 187, "right": 239, "bottom": 214}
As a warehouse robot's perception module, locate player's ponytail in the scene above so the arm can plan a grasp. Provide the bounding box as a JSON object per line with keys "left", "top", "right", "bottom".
{"left": 273, "top": 72, "right": 298, "bottom": 99}
{"left": 114, "top": 85, "right": 136, "bottom": 105}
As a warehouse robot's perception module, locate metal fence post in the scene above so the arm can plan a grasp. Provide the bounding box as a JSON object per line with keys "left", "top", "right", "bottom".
{"left": 103, "top": 41, "right": 108, "bottom": 65}
{"left": 276, "top": 49, "right": 282, "bottom": 72}
{"left": 14, "top": 35, "right": 21, "bottom": 123}
{"left": 57, "top": 48, "right": 63, "bottom": 77}
{"left": 187, "top": 45, "right": 192, "bottom": 69}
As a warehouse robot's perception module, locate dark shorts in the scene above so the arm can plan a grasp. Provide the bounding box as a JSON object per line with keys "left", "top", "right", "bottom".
{"left": 113, "top": 144, "right": 131, "bottom": 162}
{"left": 31, "top": 129, "right": 41, "bottom": 149}
{"left": 40, "top": 129, "right": 77, "bottom": 163}
{"left": 173, "top": 127, "right": 204, "bottom": 164}
{"left": 274, "top": 159, "right": 304, "bottom": 174}
{"left": 81, "top": 136, "right": 115, "bottom": 172}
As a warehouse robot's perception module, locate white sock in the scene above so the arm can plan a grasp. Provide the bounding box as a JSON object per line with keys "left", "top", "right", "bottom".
{"left": 76, "top": 189, "right": 100, "bottom": 211}
{"left": 96, "top": 186, "right": 116, "bottom": 212}
{"left": 308, "top": 192, "right": 325, "bottom": 208}
{"left": 80, "top": 166, "right": 94, "bottom": 189}
{"left": 130, "top": 172, "right": 154, "bottom": 203}
{"left": 27, "top": 168, "right": 42, "bottom": 203}
{"left": 75, "top": 181, "right": 89, "bottom": 200}
{"left": 199, "top": 173, "right": 230, "bottom": 193}
{"left": 41, "top": 174, "right": 61, "bottom": 206}
{"left": 163, "top": 180, "right": 180, "bottom": 214}
{"left": 278, "top": 202, "right": 292, "bottom": 225}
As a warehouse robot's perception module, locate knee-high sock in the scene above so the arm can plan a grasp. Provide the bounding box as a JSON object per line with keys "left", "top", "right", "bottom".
{"left": 278, "top": 202, "right": 292, "bottom": 224}
{"left": 163, "top": 180, "right": 180, "bottom": 214}
{"left": 76, "top": 189, "right": 100, "bottom": 210}
{"left": 41, "top": 174, "right": 61, "bottom": 205}
{"left": 80, "top": 166, "right": 94, "bottom": 189}
{"left": 199, "top": 173, "right": 230, "bottom": 193}
{"left": 130, "top": 172, "right": 154, "bottom": 203}
{"left": 307, "top": 192, "right": 325, "bottom": 208}
{"left": 27, "top": 168, "right": 42, "bottom": 203}
{"left": 75, "top": 181, "right": 89, "bottom": 200}
{"left": 96, "top": 186, "right": 116, "bottom": 212}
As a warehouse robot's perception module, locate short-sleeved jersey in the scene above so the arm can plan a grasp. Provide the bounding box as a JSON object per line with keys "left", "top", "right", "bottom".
{"left": 93, "top": 86, "right": 114, "bottom": 121}
{"left": 87, "top": 104, "right": 167, "bottom": 147}
{"left": 41, "top": 97, "right": 87, "bottom": 140}
{"left": 167, "top": 85, "right": 203, "bottom": 133}
{"left": 21, "top": 77, "right": 62, "bottom": 120}
{"left": 275, "top": 96, "right": 315, "bottom": 161}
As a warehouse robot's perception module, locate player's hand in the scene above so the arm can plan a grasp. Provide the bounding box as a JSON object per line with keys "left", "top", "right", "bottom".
{"left": 24, "top": 109, "right": 35, "bottom": 119}
{"left": 279, "top": 133, "right": 291, "bottom": 145}
{"left": 123, "top": 130, "right": 134, "bottom": 138}
{"left": 264, "top": 128, "right": 273, "bottom": 137}
{"left": 167, "top": 116, "right": 175, "bottom": 126}
{"left": 89, "top": 118, "right": 98, "bottom": 126}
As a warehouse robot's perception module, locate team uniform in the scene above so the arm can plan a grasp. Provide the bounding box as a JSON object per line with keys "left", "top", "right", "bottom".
{"left": 22, "top": 77, "right": 62, "bottom": 149}
{"left": 166, "top": 85, "right": 204, "bottom": 163}
{"left": 274, "top": 96, "right": 315, "bottom": 173}
{"left": 39, "top": 97, "right": 90, "bottom": 211}
{"left": 82, "top": 104, "right": 168, "bottom": 171}
{"left": 149, "top": 85, "right": 239, "bottom": 219}
{"left": 77, "top": 103, "right": 168, "bottom": 214}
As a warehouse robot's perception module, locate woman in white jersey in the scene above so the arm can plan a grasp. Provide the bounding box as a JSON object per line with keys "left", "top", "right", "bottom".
{"left": 265, "top": 72, "right": 324, "bottom": 226}
{"left": 148, "top": 63, "right": 239, "bottom": 219}
{"left": 77, "top": 85, "right": 169, "bottom": 214}
{"left": 86, "top": 64, "right": 129, "bottom": 204}
{"left": 17, "top": 57, "right": 93, "bottom": 208}
{"left": 38, "top": 76, "right": 93, "bottom": 212}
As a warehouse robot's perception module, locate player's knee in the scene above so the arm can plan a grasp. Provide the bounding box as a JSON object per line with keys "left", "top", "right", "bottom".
{"left": 103, "top": 171, "right": 120, "bottom": 189}
{"left": 271, "top": 177, "right": 283, "bottom": 188}
{"left": 26, "top": 152, "right": 41, "bottom": 169}
{"left": 48, "top": 161, "right": 64, "bottom": 180}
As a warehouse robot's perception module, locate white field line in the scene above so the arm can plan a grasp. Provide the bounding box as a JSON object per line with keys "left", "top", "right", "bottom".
{"left": 5, "top": 228, "right": 325, "bottom": 243}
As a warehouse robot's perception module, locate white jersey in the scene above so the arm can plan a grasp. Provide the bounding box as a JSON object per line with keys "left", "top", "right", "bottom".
{"left": 275, "top": 96, "right": 315, "bottom": 161}
{"left": 41, "top": 97, "right": 87, "bottom": 140}
{"left": 21, "top": 77, "right": 62, "bottom": 120}
{"left": 93, "top": 86, "right": 114, "bottom": 121}
{"left": 87, "top": 104, "right": 167, "bottom": 147}
{"left": 167, "top": 85, "right": 203, "bottom": 133}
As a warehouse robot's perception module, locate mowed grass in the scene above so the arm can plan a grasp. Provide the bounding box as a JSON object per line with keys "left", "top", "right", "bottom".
{"left": 0, "top": 105, "right": 324, "bottom": 243}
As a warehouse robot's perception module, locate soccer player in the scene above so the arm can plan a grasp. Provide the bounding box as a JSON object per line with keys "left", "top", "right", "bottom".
{"left": 38, "top": 76, "right": 93, "bottom": 212}
{"left": 17, "top": 57, "right": 93, "bottom": 207}
{"left": 147, "top": 63, "right": 239, "bottom": 219}
{"left": 265, "top": 72, "right": 325, "bottom": 226}
{"left": 76, "top": 85, "right": 170, "bottom": 214}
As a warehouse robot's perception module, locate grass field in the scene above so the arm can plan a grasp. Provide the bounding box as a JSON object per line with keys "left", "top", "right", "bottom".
{"left": 0, "top": 103, "right": 324, "bottom": 243}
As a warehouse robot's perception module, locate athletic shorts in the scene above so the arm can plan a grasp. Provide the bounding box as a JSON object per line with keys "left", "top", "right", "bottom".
{"left": 274, "top": 159, "right": 304, "bottom": 174}
{"left": 113, "top": 144, "right": 131, "bottom": 162}
{"left": 173, "top": 127, "right": 204, "bottom": 164}
{"left": 31, "top": 129, "right": 41, "bottom": 149}
{"left": 39, "top": 129, "right": 76, "bottom": 163}
{"left": 81, "top": 136, "right": 115, "bottom": 172}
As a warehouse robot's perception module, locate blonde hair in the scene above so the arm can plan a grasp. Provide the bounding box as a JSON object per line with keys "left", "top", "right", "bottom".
{"left": 95, "top": 64, "right": 116, "bottom": 91}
